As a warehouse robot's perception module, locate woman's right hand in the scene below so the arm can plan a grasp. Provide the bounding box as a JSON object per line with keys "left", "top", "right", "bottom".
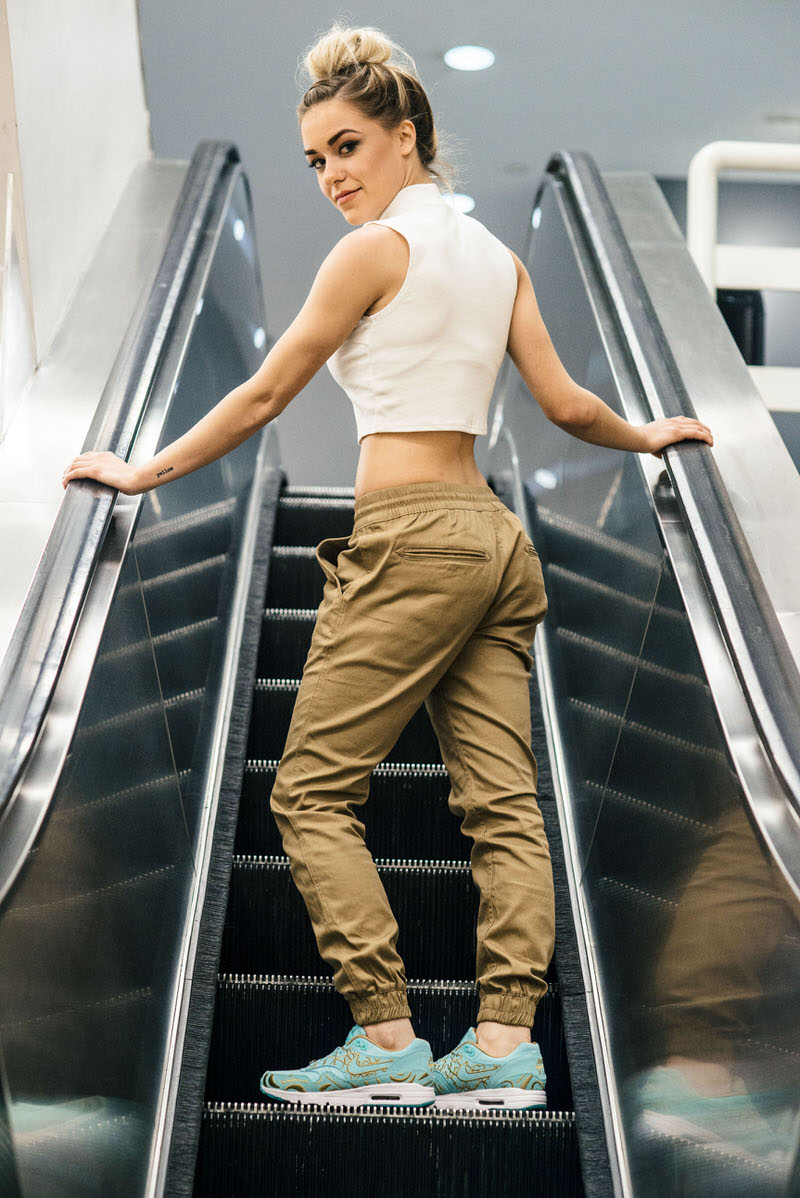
{"left": 639, "top": 416, "right": 714, "bottom": 459}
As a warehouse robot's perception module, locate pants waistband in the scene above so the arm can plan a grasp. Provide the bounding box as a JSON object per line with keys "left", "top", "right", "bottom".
{"left": 353, "top": 480, "right": 506, "bottom": 533}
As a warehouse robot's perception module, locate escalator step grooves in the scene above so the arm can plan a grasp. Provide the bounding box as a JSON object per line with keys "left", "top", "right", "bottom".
{"left": 204, "top": 976, "right": 573, "bottom": 1110}
{"left": 196, "top": 1105, "right": 583, "bottom": 1198}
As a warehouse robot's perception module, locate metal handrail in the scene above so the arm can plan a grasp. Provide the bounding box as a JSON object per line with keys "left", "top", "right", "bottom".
{"left": 686, "top": 139, "right": 800, "bottom": 292}
{"left": 0, "top": 140, "right": 241, "bottom": 819}
{"left": 549, "top": 148, "right": 800, "bottom": 821}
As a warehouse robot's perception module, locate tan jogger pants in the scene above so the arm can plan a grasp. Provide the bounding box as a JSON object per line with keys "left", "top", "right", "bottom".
{"left": 269, "top": 480, "right": 555, "bottom": 1028}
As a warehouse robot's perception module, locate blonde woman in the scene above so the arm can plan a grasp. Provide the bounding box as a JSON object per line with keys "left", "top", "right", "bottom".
{"left": 61, "top": 22, "right": 713, "bottom": 1111}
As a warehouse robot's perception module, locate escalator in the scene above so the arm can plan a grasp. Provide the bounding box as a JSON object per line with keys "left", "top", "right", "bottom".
{"left": 0, "top": 141, "right": 798, "bottom": 1198}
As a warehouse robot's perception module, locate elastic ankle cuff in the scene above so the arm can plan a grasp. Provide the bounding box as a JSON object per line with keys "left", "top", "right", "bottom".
{"left": 348, "top": 988, "right": 412, "bottom": 1025}
{"left": 477, "top": 991, "right": 539, "bottom": 1027}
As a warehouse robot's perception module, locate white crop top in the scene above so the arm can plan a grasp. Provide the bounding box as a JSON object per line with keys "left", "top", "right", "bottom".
{"left": 326, "top": 182, "right": 518, "bottom": 444}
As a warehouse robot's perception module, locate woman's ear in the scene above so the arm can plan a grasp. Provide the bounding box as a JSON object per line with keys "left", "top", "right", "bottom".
{"left": 398, "top": 118, "right": 418, "bottom": 157}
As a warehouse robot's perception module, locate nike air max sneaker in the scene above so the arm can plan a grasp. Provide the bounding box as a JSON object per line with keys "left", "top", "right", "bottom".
{"left": 259, "top": 1024, "right": 436, "bottom": 1108}
{"left": 432, "top": 1027, "right": 548, "bottom": 1110}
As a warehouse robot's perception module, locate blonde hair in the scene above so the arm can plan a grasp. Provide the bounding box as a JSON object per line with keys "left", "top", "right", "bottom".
{"left": 296, "top": 20, "right": 460, "bottom": 195}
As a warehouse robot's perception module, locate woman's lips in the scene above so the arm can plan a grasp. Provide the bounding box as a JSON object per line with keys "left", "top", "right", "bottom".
{"left": 337, "top": 188, "right": 360, "bottom": 205}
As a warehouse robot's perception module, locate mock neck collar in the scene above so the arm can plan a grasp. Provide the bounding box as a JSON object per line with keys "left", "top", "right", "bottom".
{"left": 376, "top": 182, "right": 444, "bottom": 220}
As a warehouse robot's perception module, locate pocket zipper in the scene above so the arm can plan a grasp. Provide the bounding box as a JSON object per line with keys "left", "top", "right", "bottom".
{"left": 400, "top": 546, "right": 488, "bottom": 560}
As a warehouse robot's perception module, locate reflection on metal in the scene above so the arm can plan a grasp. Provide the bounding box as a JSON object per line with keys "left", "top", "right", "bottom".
{"left": 0, "top": 142, "right": 241, "bottom": 836}
{"left": 563, "top": 153, "right": 800, "bottom": 843}
{"left": 603, "top": 168, "right": 800, "bottom": 677}
{"left": 489, "top": 149, "right": 800, "bottom": 1196}
{"left": 0, "top": 1041, "right": 20, "bottom": 1196}
{"left": 0, "top": 143, "right": 275, "bottom": 1197}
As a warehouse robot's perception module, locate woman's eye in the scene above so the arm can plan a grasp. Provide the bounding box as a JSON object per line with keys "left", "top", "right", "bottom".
{"left": 308, "top": 140, "right": 359, "bottom": 170}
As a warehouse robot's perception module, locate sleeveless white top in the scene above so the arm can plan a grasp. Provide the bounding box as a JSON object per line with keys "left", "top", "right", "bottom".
{"left": 326, "top": 182, "right": 518, "bottom": 445}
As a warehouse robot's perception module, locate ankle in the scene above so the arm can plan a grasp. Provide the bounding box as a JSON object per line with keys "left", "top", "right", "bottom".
{"left": 475, "top": 1021, "right": 531, "bottom": 1056}
{"left": 362, "top": 1017, "right": 415, "bottom": 1051}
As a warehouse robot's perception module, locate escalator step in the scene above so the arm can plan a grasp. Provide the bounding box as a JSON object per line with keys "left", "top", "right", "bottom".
{"left": 236, "top": 757, "right": 553, "bottom": 859}
{"left": 257, "top": 608, "right": 319, "bottom": 677}
{"left": 205, "top": 975, "right": 572, "bottom": 1110}
{"left": 221, "top": 857, "right": 557, "bottom": 985}
{"left": 273, "top": 494, "right": 356, "bottom": 544}
{"left": 246, "top": 683, "right": 443, "bottom": 763}
{"left": 236, "top": 760, "right": 468, "bottom": 859}
{"left": 264, "top": 547, "right": 327, "bottom": 609}
{"left": 246, "top": 677, "right": 553, "bottom": 779}
{"left": 195, "top": 1103, "right": 583, "bottom": 1198}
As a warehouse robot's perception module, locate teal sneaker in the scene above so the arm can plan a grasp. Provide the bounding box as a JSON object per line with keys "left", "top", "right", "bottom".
{"left": 259, "top": 1024, "right": 436, "bottom": 1108}
{"left": 432, "top": 1027, "right": 548, "bottom": 1110}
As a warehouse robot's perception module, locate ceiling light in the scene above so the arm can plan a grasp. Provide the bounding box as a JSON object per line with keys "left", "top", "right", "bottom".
{"left": 533, "top": 468, "right": 559, "bottom": 490}
{"left": 442, "top": 192, "right": 476, "bottom": 214}
{"left": 443, "top": 45, "right": 495, "bottom": 72}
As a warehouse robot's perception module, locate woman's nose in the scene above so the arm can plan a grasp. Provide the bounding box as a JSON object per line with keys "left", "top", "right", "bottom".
{"left": 324, "top": 162, "right": 344, "bottom": 189}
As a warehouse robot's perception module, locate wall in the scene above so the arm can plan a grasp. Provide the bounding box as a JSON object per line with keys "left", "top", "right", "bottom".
{"left": 1, "top": 0, "right": 151, "bottom": 427}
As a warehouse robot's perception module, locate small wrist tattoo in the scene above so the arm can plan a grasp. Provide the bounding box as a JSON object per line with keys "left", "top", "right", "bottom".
{"left": 156, "top": 466, "right": 174, "bottom": 478}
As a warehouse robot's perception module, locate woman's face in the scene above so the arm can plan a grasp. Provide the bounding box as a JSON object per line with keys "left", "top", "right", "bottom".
{"left": 301, "top": 97, "right": 417, "bottom": 224}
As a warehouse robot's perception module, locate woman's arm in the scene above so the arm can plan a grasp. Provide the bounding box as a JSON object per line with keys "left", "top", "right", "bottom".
{"left": 505, "top": 249, "right": 713, "bottom": 459}
{"left": 61, "top": 225, "right": 398, "bottom": 494}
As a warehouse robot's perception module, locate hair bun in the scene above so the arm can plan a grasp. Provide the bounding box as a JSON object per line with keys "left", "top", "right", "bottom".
{"left": 303, "top": 21, "right": 406, "bottom": 84}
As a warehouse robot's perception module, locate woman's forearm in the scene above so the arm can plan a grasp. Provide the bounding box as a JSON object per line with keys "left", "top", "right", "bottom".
{"left": 133, "top": 380, "right": 272, "bottom": 493}
{"left": 555, "top": 385, "right": 649, "bottom": 452}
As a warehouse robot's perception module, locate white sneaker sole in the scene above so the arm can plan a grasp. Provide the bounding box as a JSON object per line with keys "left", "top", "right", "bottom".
{"left": 435, "top": 1087, "right": 548, "bottom": 1110}
{"left": 259, "top": 1081, "right": 436, "bottom": 1108}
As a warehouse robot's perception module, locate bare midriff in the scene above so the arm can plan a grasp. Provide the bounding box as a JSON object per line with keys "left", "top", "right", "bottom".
{"left": 353, "top": 429, "right": 490, "bottom": 500}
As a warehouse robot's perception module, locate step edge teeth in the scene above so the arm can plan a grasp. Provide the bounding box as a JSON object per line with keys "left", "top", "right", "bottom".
{"left": 231, "top": 854, "right": 472, "bottom": 871}
{"left": 214, "top": 972, "right": 558, "bottom": 994}
{"left": 201, "top": 1100, "right": 575, "bottom": 1123}
{"left": 242, "top": 759, "right": 448, "bottom": 776}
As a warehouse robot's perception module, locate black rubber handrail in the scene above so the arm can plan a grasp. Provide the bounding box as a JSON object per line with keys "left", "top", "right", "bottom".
{"left": 550, "top": 149, "right": 800, "bottom": 816}
{"left": 0, "top": 140, "right": 241, "bottom": 818}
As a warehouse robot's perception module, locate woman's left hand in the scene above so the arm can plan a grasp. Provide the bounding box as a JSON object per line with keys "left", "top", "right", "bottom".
{"left": 640, "top": 416, "right": 714, "bottom": 459}
{"left": 61, "top": 451, "right": 142, "bottom": 494}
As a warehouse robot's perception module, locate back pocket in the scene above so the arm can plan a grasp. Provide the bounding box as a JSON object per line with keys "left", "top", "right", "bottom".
{"left": 398, "top": 545, "right": 489, "bottom": 562}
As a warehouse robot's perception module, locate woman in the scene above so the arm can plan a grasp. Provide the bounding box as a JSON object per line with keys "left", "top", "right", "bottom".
{"left": 62, "top": 22, "right": 713, "bottom": 1111}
